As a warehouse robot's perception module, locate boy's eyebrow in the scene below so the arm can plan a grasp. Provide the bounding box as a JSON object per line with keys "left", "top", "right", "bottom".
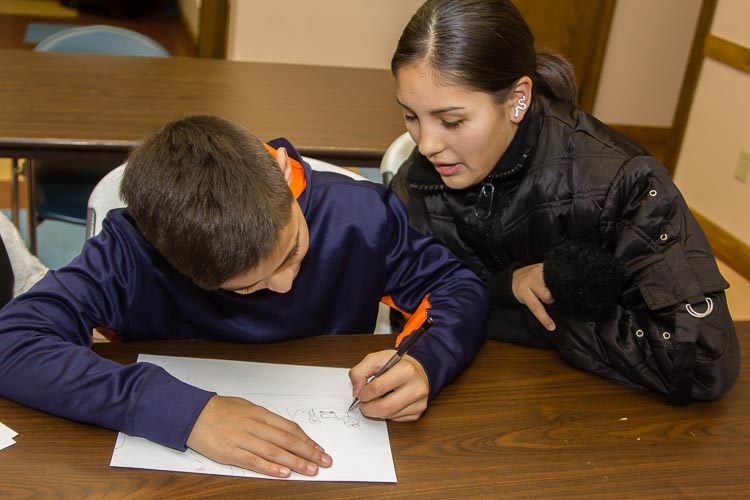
{"left": 278, "top": 230, "right": 300, "bottom": 270}
{"left": 396, "top": 99, "right": 465, "bottom": 115}
{"left": 226, "top": 227, "right": 300, "bottom": 292}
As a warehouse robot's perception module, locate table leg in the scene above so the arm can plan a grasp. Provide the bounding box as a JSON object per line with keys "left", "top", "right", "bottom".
{"left": 25, "top": 159, "right": 37, "bottom": 255}
{"left": 10, "top": 158, "right": 22, "bottom": 228}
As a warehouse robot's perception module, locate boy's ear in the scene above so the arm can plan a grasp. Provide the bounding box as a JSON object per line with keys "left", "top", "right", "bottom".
{"left": 274, "top": 146, "right": 293, "bottom": 185}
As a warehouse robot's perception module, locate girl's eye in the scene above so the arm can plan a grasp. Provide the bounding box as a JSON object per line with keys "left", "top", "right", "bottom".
{"left": 404, "top": 114, "right": 417, "bottom": 122}
{"left": 442, "top": 120, "right": 463, "bottom": 129}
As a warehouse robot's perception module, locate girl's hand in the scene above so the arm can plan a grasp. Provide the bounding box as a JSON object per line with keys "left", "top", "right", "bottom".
{"left": 512, "top": 263, "right": 556, "bottom": 331}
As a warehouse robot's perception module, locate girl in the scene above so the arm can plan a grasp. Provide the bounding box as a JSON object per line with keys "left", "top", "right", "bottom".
{"left": 390, "top": 0, "right": 738, "bottom": 403}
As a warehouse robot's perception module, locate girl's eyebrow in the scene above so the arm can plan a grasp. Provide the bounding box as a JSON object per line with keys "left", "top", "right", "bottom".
{"left": 396, "top": 99, "right": 465, "bottom": 115}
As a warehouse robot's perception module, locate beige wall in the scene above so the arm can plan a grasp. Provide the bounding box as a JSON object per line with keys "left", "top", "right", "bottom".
{"left": 674, "top": 0, "right": 750, "bottom": 244}
{"left": 226, "top": 0, "right": 700, "bottom": 127}
{"left": 711, "top": 0, "right": 750, "bottom": 46}
{"left": 592, "top": 0, "right": 701, "bottom": 127}
{"left": 227, "top": 0, "right": 424, "bottom": 69}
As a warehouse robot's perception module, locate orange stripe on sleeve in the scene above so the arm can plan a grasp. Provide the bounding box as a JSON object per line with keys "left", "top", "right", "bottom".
{"left": 382, "top": 294, "right": 432, "bottom": 346}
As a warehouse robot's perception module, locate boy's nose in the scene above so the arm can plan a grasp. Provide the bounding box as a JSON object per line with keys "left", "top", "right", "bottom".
{"left": 267, "top": 268, "right": 294, "bottom": 294}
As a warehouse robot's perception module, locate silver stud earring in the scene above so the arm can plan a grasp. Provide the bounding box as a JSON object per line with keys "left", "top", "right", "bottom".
{"left": 514, "top": 95, "right": 527, "bottom": 119}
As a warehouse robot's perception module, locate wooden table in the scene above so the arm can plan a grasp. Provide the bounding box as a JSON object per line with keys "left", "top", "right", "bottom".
{"left": 0, "top": 49, "right": 405, "bottom": 249}
{"left": 1, "top": 323, "right": 747, "bottom": 498}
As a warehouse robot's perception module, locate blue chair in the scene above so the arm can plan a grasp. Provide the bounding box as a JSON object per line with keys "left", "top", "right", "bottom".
{"left": 34, "top": 24, "right": 169, "bottom": 57}
{"left": 26, "top": 25, "right": 169, "bottom": 243}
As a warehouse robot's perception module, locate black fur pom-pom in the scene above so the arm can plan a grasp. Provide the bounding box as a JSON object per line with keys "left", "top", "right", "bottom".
{"left": 543, "top": 241, "right": 627, "bottom": 321}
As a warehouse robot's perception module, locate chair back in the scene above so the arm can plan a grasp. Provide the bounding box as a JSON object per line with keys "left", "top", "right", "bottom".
{"left": 302, "top": 156, "right": 368, "bottom": 181}
{"left": 0, "top": 212, "right": 48, "bottom": 298}
{"left": 380, "top": 132, "right": 416, "bottom": 187}
{"left": 86, "top": 164, "right": 126, "bottom": 239}
{"left": 34, "top": 25, "right": 169, "bottom": 57}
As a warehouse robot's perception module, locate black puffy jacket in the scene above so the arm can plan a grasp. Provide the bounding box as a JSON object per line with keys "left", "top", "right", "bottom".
{"left": 392, "top": 97, "right": 739, "bottom": 404}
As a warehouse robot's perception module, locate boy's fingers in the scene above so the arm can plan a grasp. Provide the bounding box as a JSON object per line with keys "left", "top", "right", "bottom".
{"left": 349, "top": 351, "right": 392, "bottom": 396}
{"left": 188, "top": 396, "right": 332, "bottom": 478}
{"left": 242, "top": 430, "right": 331, "bottom": 477}
{"left": 383, "top": 398, "right": 427, "bottom": 422}
{"left": 257, "top": 411, "right": 332, "bottom": 467}
{"left": 358, "top": 358, "right": 428, "bottom": 420}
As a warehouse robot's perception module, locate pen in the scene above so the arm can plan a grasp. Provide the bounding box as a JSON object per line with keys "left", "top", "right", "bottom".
{"left": 348, "top": 316, "right": 434, "bottom": 412}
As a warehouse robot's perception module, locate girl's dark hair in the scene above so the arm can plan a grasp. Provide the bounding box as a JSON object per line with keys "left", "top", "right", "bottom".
{"left": 120, "top": 115, "right": 293, "bottom": 289}
{"left": 392, "top": 0, "right": 577, "bottom": 105}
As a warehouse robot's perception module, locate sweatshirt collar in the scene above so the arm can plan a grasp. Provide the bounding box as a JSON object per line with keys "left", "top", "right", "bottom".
{"left": 264, "top": 139, "right": 307, "bottom": 199}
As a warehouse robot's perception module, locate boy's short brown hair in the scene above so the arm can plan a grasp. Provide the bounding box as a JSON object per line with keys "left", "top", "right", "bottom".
{"left": 120, "top": 115, "right": 293, "bottom": 289}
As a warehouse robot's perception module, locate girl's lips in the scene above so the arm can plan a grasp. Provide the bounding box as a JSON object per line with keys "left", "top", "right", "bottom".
{"left": 434, "top": 163, "right": 461, "bottom": 176}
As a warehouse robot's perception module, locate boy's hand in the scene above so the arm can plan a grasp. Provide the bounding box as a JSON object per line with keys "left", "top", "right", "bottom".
{"left": 349, "top": 351, "right": 429, "bottom": 421}
{"left": 186, "top": 395, "right": 332, "bottom": 478}
{"left": 512, "top": 263, "right": 556, "bottom": 331}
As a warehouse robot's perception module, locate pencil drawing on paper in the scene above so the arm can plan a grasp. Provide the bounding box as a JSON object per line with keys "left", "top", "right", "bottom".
{"left": 236, "top": 398, "right": 362, "bottom": 430}
{"left": 291, "top": 407, "right": 360, "bottom": 428}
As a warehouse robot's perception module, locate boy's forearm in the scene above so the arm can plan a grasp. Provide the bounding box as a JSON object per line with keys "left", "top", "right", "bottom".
{"left": 126, "top": 368, "right": 216, "bottom": 449}
{"left": 0, "top": 329, "right": 214, "bottom": 450}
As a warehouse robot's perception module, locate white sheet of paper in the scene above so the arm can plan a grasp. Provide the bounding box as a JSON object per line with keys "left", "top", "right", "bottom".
{"left": 0, "top": 421, "right": 17, "bottom": 439}
{"left": 0, "top": 421, "right": 17, "bottom": 451}
{"left": 110, "top": 354, "right": 397, "bottom": 482}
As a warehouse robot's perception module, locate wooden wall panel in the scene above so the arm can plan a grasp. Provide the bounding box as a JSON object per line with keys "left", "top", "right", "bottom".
{"left": 513, "top": 0, "right": 616, "bottom": 113}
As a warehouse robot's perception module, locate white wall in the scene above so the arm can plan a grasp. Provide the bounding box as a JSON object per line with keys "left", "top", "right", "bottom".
{"left": 592, "top": 0, "right": 701, "bottom": 127}
{"left": 227, "top": 0, "right": 424, "bottom": 69}
{"left": 674, "top": 0, "right": 750, "bottom": 244}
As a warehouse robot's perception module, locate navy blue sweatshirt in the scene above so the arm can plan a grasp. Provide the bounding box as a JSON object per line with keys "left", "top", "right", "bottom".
{"left": 0, "top": 139, "right": 489, "bottom": 450}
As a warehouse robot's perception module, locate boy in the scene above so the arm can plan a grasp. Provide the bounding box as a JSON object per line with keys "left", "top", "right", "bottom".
{"left": 0, "top": 116, "right": 489, "bottom": 478}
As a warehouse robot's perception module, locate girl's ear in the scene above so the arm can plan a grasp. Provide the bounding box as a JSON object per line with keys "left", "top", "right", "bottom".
{"left": 509, "top": 76, "right": 533, "bottom": 123}
{"left": 274, "top": 146, "right": 293, "bottom": 185}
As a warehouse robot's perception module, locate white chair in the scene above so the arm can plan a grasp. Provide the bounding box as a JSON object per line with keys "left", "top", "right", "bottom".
{"left": 301, "top": 156, "right": 367, "bottom": 181}
{"left": 85, "top": 158, "right": 391, "bottom": 334}
{"left": 0, "top": 211, "right": 48, "bottom": 300}
{"left": 85, "top": 164, "right": 126, "bottom": 240}
{"left": 380, "top": 132, "right": 416, "bottom": 187}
